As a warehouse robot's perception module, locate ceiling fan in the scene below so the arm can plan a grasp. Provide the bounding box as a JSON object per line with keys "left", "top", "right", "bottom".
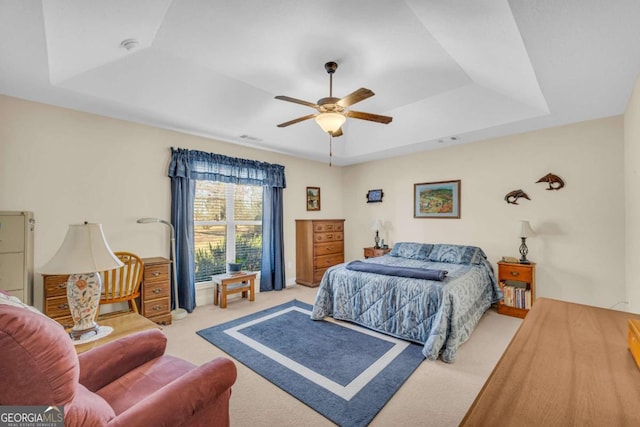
{"left": 275, "top": 61, "right": 393, "bottom": 137}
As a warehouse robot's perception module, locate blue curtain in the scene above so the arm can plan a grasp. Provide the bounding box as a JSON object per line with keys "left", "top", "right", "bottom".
{"left": 260, "top": 186, "right": 285, "bottom": 291}
{"left": 168, "top": 148, "right": 287, "bottom": 305}
{"left": 168, "top": 148, "right": 197, "bottom": 312}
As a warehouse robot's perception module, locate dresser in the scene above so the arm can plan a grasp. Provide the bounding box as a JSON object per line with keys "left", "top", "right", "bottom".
{"left": 0, "top": 211, "right": 34, "bottom": 304}
{"left": 43, "top": 273, "right": 73, "bottom": 328}
{"left": 295, "top": 219, "right": 345, "bottom": 287}
{"left": 140, "top": 257, "right": 172, "bottom": 325}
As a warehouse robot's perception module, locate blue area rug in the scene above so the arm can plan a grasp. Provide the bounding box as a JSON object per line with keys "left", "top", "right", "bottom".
{"left": 197, "top": 300, "right": 424, "bottom": 426}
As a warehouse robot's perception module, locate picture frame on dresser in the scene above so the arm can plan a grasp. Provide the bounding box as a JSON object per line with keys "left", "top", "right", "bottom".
{"left": 414, "top": 180, "right": 461, "bottom": 219}
{"left": 306, "top": 187, "right": 321, "bottom": 211}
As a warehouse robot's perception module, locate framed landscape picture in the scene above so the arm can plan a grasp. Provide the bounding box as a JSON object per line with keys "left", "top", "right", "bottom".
{"left": 306, "top": 187, "right": 321, "bottom": 211}
{"left": 414, "top": 180, "right": 461, "bottom": 218}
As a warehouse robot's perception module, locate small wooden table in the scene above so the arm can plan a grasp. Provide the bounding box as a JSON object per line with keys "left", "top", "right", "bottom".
{"left": 212, "top": 272, "right": 256, "bottom": 308}
{"left": 73, "top": 313, "right": 160, "bottom": 354}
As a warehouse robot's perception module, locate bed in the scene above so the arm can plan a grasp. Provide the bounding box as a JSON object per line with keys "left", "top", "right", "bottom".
{"left": 311, "top": 242, "right": 502, "bottom": 362}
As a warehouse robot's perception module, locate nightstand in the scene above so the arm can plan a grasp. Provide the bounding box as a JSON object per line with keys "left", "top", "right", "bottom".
{"left": 497, "top": 261, "right": 536, "bottom": 318}
{"left": 363, "top": 247, "right": 391, "bottom": 258}
{"left": 140, "top": 257, "right": 172, "bottom": 325}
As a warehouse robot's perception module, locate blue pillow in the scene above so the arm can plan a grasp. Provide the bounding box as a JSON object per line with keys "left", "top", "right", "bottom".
{"left": 428, "top": 244, "right": 486, "bottom": 264}
{"left": 389, "top": 242, "right": 433, "bottom": 260}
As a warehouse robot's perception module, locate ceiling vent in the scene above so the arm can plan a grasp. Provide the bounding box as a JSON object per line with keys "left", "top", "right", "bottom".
{"left": 239, "top": 134, "right": 262, "bottom": 142}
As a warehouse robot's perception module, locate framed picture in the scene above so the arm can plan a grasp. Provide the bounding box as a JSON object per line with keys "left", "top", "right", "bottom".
{"left": 366, "top": 189, "right": 384, "bottom": 203}
{"left": 306, "top": 187, "right": 321, "bottom": 211}
{"left": 414, "top": 180, "right": 461, "bottom": 219}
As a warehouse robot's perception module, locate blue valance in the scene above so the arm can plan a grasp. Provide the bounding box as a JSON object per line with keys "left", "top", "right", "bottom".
{"left": 168, "top": 147, "right": 286, "bottom": 188}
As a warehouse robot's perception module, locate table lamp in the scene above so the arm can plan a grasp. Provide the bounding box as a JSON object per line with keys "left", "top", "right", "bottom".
{"left": 137, "top": 218, "right": 188, "bottom": 320}
{"left": 518, "top": 220, "right": 536, "bottom": 264}
{"left": 371, "top": 219, "right": 383, "bottom": 249}
{"left": 40, "top": 222, "right": 123, "bottom": 340}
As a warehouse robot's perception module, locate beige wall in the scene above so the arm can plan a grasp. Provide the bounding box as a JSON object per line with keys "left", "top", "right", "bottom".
{"left": 625, "top": 75, "right": 640, "bottom": 313}
{"left": 0, "top": 94, "right": 629, "bottom": 311}
{"left": 342, "top": 116, "right": 626, "bottom": 309}
{"left": 0, "top": 95, "right": 343, "bottom": 309}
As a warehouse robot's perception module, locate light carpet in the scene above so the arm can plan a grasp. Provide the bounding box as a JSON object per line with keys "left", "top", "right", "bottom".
{"left": 162, "top": 284, "right": 522, "bottom": 426}
{"left": 197, "top": 300, "right": 424, "bottom": 427}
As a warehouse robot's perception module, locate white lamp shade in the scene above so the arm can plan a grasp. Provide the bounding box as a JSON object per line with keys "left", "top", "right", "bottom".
{"left": 519, "top": 220, "right": 536, "bottom": 238}
{"left": 371, "top": 219, "right": 383, "bottom": 231}
{"left": 40, "top": 223, "right": 123, "bottom": 274}
{"left": 315, "top": 112, "right": 346, "bottom": 134}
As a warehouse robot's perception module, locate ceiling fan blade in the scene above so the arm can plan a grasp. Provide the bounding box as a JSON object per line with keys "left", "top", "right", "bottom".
{"left": 331, "top": 127, "right": 343, "bottom": 137}
{"left": 337, "top": 88, "right": 375, "bottom": 108}
{"left": 277, "top": 114, "right": 317, "bottom": 128}
{"left": 347, "top": 110, "right": 393, "bottom": 124}
{"left": 275, "top": 95, "right": 319, "bottom": 109}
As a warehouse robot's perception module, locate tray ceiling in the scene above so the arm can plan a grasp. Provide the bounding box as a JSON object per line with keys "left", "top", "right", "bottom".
{"left": 1, "top": 0, "right": 639, "bottom": 165}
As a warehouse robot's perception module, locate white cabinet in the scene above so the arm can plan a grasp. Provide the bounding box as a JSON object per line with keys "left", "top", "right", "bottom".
{"left": 0, "top": 211, "right": 34, "bottom": 304}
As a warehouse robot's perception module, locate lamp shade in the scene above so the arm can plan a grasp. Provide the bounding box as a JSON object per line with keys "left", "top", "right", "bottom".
{"left": 519, "top": 220, "right": 536, "bottom": 238}
{"left": 40, "top": 223, "right": 123, "bottom": 274}
{"left": 371, "top": 219, "right": 383, "bottom": 231}
{"left": 315, "top": 112, "right": 346, "bottom": 134}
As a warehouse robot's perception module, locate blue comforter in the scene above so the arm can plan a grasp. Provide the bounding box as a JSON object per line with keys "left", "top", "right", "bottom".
{"left": 311, "top": 243, "right": 502, "bottom": 362}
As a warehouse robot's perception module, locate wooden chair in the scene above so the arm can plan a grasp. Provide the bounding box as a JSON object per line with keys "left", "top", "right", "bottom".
{"left": 97, "top": 251, "right": 144, "bottom": 318}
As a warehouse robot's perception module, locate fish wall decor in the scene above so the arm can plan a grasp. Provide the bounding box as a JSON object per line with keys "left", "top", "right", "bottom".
{"left": 536, "top": 173, "right": 565, "bottom": 190}
{"left": 504, "top": 189, "right": 530, "bottom": 205}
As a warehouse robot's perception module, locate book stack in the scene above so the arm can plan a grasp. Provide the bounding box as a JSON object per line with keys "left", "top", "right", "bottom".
{"left": 501, "top": 281, "right": 532, "bottom": 310}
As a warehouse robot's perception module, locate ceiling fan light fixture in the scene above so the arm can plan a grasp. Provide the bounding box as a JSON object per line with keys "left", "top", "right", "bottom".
{"left": 315, "top": 112, "right": 346, "bottom": 134}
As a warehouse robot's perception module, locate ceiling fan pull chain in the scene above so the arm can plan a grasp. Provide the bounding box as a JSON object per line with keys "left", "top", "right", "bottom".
{"left": 329, "top": 134, "right": 333, "bottom": 167}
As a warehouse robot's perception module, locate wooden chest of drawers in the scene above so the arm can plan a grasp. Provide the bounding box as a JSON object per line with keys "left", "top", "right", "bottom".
{"left": 43, "top": 274, "right": 73, "bottom": 328}
{"left": 141, "top": 257, "right": 172, "bottom": 325}
{"left": 295, "top": 219, "right": 345, "bottom": 287}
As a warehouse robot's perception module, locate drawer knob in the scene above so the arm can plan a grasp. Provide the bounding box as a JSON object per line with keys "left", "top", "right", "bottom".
{"left": 152, "top": 288, "right": 162, "bottom": 294}
{"left": 152, "top": 272, "right": 161, "bottom": 277}
{"left": 152, "top": 305, "right": 162, "bottom": 311}
{"left": 326, "top": 234, "right": 333, "bottom": 238}
{"left": 57, "top": 283, "right": 67, "bottom": 289}
{"left": 57, "top": 303, "right": 69, "bottom": 310}
{"left": 510, "top": 271, "right": 520, "bottom": 277}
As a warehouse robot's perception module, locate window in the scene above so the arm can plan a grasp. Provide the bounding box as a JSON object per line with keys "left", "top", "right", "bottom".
{"left": 194, "top": 181, "right": 262, "bottom": 283}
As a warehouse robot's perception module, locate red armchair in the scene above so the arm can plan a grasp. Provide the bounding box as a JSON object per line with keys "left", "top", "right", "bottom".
{"left": 0, "top": 305, "right": 236, "bottom": 426}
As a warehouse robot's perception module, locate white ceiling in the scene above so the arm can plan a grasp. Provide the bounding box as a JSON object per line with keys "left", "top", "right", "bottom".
{"left": 1, "top": 0, "right": 640, "bottom": 165}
